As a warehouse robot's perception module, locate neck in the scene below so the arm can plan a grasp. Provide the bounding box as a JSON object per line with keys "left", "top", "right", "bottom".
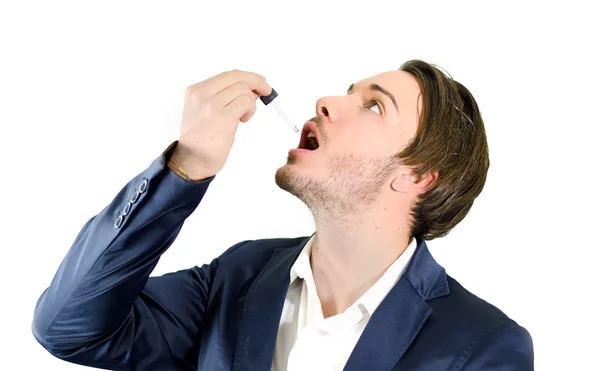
{"left": 309, "top": 198, "right": 412, "bottom": 318}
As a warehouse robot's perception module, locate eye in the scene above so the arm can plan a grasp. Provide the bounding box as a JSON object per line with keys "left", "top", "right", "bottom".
{"left": 366, "top": 100, "right": 382, "bottom": 115}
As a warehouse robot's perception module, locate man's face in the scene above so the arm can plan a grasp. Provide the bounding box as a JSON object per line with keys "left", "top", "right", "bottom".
{"left": 275, "top": 70, "right": 422, "bottom": 215}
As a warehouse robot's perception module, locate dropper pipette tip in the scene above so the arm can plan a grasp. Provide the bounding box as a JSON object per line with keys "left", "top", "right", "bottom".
{"left": 260, "top": 88, "right": 300, "bottom": 133}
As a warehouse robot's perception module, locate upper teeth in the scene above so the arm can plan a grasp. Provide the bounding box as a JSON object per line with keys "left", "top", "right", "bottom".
{"left": 307, "top": 132, "right": 315, "bottom": 138}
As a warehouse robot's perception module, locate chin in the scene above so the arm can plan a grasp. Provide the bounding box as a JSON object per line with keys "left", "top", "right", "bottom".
{"left": 274, "top": 162, "right": 313, "bottom": 201}
{"left": 275, "top": 163, "right": 299, "bottom": 193}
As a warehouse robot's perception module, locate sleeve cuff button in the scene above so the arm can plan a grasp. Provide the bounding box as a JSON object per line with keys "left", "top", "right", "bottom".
{"left": 114, "top": 215, "right": 124, "bottom": 228}
{"left": 139, "top": 179, "right": 148, "bottom": 194}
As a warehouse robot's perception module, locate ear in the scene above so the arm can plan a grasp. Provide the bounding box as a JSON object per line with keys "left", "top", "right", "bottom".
{"left": 391, "top": 168, "right": 438, "bottom": 194}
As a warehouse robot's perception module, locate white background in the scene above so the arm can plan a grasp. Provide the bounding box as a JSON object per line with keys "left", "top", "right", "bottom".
{"left": 1, "top": 0, "right": 598, "bottom": 369}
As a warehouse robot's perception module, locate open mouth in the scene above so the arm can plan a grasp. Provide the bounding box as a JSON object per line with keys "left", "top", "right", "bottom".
{"left": 298, "top": 123, "right": 320, "bottom": 151}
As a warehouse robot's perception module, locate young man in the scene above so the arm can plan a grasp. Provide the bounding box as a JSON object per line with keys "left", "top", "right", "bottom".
{"left": 32, "top": 61, "right": 534, "bottom": 370}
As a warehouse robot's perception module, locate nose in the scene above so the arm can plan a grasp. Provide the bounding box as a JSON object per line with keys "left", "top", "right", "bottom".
{"left": 315, "top": 95, "right": 343, "bottom": 123}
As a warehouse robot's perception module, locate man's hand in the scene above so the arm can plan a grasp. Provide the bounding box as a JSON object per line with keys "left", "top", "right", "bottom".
{"left": 171, "top": 69, "right": 272, "bottom": 179}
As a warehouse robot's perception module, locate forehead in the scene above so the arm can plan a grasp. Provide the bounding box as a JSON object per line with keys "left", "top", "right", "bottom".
{"left": 354, "top": 70, "right": 422, "bottom": 117}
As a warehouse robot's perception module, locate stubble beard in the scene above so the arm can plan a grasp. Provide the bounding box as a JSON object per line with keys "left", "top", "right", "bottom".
{"left": 274, "top": 152, "right": 401, "bottom": 221}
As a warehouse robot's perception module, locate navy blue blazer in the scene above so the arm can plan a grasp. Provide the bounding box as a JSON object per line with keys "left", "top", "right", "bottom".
{"left": 32, "top": 142, "right": 534, "bottom": 370}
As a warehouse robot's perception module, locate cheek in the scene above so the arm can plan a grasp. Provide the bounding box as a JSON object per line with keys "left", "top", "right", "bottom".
{"left": 363, "top": 133, "right": 399, "bottom": 154}
{"left": 329, "top": 127, "right": 396, "bottom": 157}
{"left": 345, "top": 138, "right": 389, "bottom": 158}
{"left": 339, "top": 135, "right": 374, "bottom": 154}
{"left": 384, "top": 129, "right": 413, "bottom": 154}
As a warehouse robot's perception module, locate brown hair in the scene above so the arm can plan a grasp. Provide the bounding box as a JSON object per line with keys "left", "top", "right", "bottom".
{"left": 396, "top": 60, "right": 489, "bottom": 240}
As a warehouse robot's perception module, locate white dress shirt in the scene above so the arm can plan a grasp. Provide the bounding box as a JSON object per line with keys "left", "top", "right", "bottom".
{"left": 271, "top": 235, "right": 417, "bottom": 371}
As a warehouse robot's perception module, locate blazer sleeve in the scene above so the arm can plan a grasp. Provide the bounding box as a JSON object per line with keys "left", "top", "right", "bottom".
{"left": 460, "top": 321, "right": 534, "bottom": 371}
{"left": 31, "top": 141, "right": 229, "bottom": 370}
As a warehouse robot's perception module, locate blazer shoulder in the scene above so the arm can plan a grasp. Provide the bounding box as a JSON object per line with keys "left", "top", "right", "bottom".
{"left": 426, "top": 274, "right": 530, "bottom": 342}
{"left": 442, "top": 277, "right": 534, "bottom": 369}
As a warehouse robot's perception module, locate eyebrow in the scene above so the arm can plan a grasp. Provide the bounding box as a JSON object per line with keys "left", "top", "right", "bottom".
{"left": 347, "top": 83, "right": 399, "bottom": 113}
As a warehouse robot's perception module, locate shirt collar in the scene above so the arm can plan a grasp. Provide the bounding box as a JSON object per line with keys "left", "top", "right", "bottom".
{"left": 289, "top": 234, "right": 315, "bottom": 284}
{"left": 289, "top": 235, "right": 418, "bottom": 316}
{"left": 355, "top": 237, "right": 417, "bottom": 315}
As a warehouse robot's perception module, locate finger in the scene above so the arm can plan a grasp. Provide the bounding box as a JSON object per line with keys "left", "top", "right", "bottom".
{"left": 212, "top": 81, "right": 255, "bottom": 109}
{"left": 239, "top": 101, "right": 258, "bottom": 123}
{"left": 204, "top": 69, "right": 272, "bottom": 97}
{"left": 222, "top": 93, "right": 257, "bottom": 122}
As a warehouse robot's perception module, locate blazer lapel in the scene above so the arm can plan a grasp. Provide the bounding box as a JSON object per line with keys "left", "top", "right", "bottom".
{"left": 233, "top": 236, "right": 311, "bottom": 371}
{"left": 343, "top": 239, "right": 450, "bottom": 371}
{"left": 232, "top": 236, "right": 449, "bottom": 371}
